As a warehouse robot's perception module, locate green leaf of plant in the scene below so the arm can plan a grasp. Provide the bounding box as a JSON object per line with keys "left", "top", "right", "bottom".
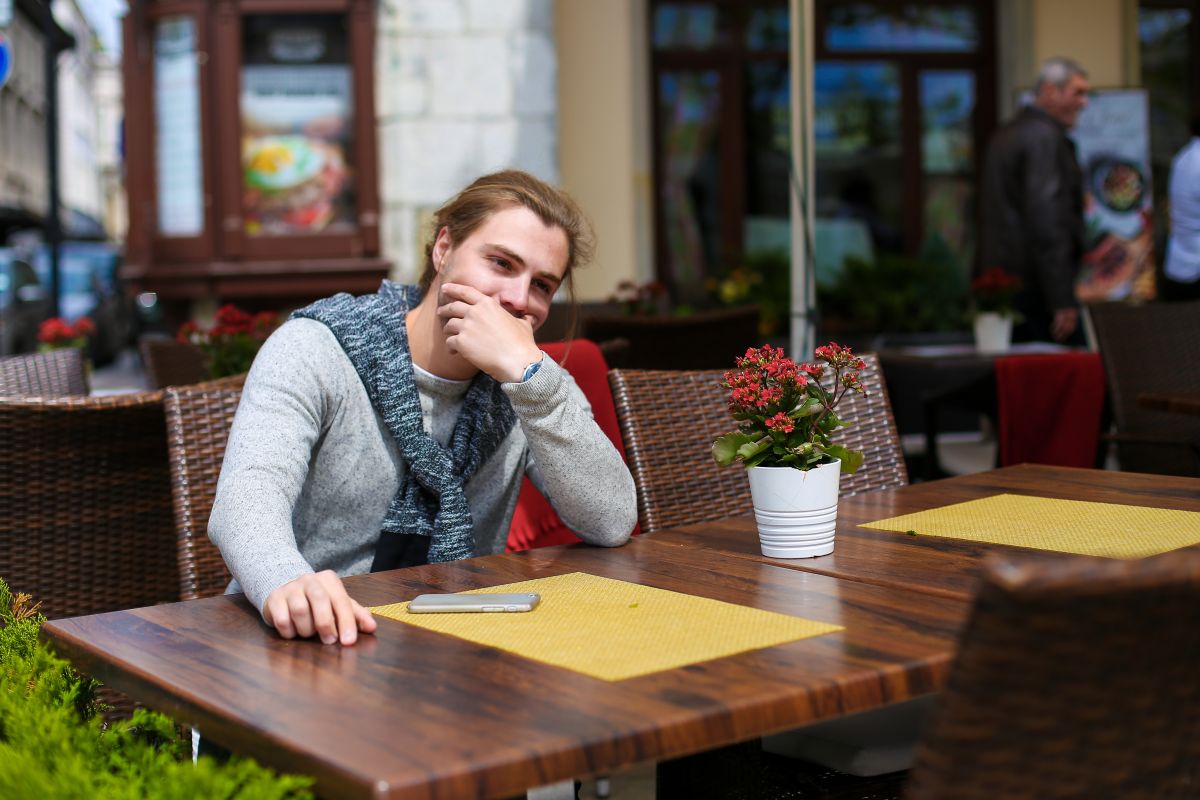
{"left": 743, "top": 450, "right": 772, "bottom": 467}
{"left": 790, "top": 396, "right": 823, "bottom": 418}
{"left": 737, "top": 438, "right": 771, "bottom": 460}
{"left": 822, "top": 444, "right": 865, "bottom": 474}
{"left": 712, "top": 432, "right": 752, "bottom": 466}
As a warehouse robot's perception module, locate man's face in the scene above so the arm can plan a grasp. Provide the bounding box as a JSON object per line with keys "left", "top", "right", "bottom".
{"left": 430, "top": 206, "right": 569, "bottom": 332}
{"left": 1038, "top": 73, "right": 1090, "bottom": 128}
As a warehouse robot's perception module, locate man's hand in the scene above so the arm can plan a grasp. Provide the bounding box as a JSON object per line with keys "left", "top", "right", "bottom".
{"left": 1051, "top": 308, "right": 1079, "bottom": 342}
{"left": 263, "top": 570, "right": 377, "bottom": 646}
{"left": 437, "top": 283, "right": 543, "bottom": 382}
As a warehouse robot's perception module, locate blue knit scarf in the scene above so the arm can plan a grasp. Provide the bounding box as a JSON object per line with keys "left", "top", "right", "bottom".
{"left": 292, "top": 281, "right": 517, "bottom": 569}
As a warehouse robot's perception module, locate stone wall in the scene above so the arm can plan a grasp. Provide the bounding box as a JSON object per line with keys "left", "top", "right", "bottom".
{"left": 375, "top": 0, "right": 557, "bottom": 283}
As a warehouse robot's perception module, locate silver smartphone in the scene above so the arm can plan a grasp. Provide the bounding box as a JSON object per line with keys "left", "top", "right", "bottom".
{"left": 407, "top": 592, "right": 541, "bottom": 614}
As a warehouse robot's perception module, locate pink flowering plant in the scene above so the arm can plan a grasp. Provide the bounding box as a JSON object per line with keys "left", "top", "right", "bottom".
{"left": 712, "top": 342, "right": 867, "bottom": 473}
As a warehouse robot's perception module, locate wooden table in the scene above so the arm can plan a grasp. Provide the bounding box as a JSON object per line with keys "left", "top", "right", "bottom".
{"left": 1138, "top": 391, "right": 1200, "bottom": 417}
{"left": 651, "top": 464, "right": 1200, "bottom": 601}
{"left": 44, "top": 533, "right": 969, "bottom": 800}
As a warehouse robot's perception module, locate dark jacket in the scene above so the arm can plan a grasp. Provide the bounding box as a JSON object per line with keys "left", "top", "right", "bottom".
{"left": 979, "top": 106, "right": 1085, "bottom": 312}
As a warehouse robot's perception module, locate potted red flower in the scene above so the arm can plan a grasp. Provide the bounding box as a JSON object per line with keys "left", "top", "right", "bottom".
{"left": 711, "top": 343, "right": 866, "bottom": 558}
{"left": 37, "top": 316, "right": 95, "bottom": 353}
{"left": 970, "top": 267, "right": 1022, "bottom": 352}
{"left": 178, "top": 304, "right": 280, "bottom": 379}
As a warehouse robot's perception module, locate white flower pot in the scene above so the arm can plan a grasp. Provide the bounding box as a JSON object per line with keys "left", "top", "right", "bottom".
{"left": 745, "top": 460, "right": 841, "bottom": 558}
{"left": 973, "top": 312, "right": 1013, "bottom": 353}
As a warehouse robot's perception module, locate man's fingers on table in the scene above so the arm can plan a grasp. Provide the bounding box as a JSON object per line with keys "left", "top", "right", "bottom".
{"left": 352, "top": 600, "right": 377, "bottom": 635}
{"left": 287, "top": 588, "right": 318, "bottom": 638}
{"left": 266, "top": 594, "right": 297, "bottom": 639}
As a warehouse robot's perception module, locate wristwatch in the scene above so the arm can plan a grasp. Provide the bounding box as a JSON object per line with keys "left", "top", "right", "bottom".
{"left": 520, "top": 355, "right": 544, "bottom": 383}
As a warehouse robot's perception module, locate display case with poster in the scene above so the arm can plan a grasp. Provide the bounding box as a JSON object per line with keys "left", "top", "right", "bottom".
{"left": 240, "top": 14, "right": 355, "bottom": 237}
{"left": 120, "top": 0, "right": 385, "bottom": 312}
{"left": 1070, "top": 89, "right": 1157, "bottom": 301}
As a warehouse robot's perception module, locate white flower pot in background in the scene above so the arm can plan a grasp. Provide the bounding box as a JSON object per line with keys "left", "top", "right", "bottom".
{"left": 745, "top": 460, "right": 841, "bottom": 558}
{"left": 973, "top": 312, "right": 1013, "bottom": 353}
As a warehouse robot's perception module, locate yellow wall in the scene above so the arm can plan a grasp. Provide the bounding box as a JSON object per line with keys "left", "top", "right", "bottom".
{"left": 1030, "top": 0, "right": 1139, "bottom": 88}
{"left": 555, "top": 0, "right": 654, "bottom": 301}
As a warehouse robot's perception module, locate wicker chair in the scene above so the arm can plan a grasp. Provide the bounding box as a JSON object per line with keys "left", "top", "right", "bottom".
{"left": 1087, "top": 300, "right": 1200, "bottom": 476}
{"left": 904, "top": 551, "right": 1200, "bottom": 799}
{"left": 0, "top": 391, "right": 178, "bottom": 619}
{"left": 163, "top": 374, "right": 247, "bottom": 601}
{"left": 662, "top": 551, "right": 1200, "bottom": 800}
{"left": 608, "top": 353, "right": 907, "bottom": 533}
{"left": 139, "top": 335, "right": 209, "bottom": 389}
{"left": 0, "top": 347, "right": 90, "bottom": 397}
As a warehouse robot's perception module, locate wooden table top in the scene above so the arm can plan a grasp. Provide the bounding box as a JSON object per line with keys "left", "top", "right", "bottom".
{"left": 1137, "top": 391, "right": 1200, "bottom": 417}
{"left": 651, "top": 465, "right": 1200, "bottom": 601}
{"left": 44, "top": 534, "right": 969, "bottom": 800}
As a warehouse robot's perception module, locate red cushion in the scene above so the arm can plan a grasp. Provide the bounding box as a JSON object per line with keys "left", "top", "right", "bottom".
{"left": 505, "top": 339, "right": 635, "bottom": 552}
{"left": 995, "top": 352, "right": 1107, "bottom": 468}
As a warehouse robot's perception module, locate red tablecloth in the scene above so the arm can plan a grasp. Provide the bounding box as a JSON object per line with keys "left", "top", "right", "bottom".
{"left": 995, "top": 352, "right": 1106, "bottom": 468}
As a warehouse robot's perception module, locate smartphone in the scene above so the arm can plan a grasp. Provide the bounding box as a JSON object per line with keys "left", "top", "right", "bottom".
{"left": 407, "top": 592, "right": 541, "bottom": 614}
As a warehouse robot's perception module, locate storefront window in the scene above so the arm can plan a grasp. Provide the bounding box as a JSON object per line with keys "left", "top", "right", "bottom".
{"left": 653, "top": 4, "right": 720, "bottom": 48}
{"left": 921, "top": 70, "right": 976, "bottom": 267}
{"left": 825, "top": 4, "right": 978, "bottom": 52}
{"left": 240, "top": 14, "right": 355, "bottom": 236}
{"left": 813, "top": 62, "right": 903, "bottom": 284}
{"left": 656, "top": 70, "right": 722, "bottom": 290}
{"left": 746, "top": 7, "right": 789, "bottom": 50}
{"left": 651, "top": 0, "right": 790, "bottom": 314}
{"left": 1139, "top": 5, "right": 1194, "bottom": 254}
{"left": 153, "top": 16, "right": 204, "bottom": 238}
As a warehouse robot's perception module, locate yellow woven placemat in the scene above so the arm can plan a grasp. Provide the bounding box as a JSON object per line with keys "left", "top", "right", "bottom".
{"left": 370, "top": 572, "right": 842, "bottom": 681}
{"left": 861, "top": 494, "right": 1200, "bottom": 558}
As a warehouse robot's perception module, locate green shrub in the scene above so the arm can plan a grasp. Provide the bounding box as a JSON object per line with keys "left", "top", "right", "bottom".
{"left": 817, "top": 235, "right": 969, "bottom": 335}
{"left": 0, "top": 578, "right": 313, "bottom": 799}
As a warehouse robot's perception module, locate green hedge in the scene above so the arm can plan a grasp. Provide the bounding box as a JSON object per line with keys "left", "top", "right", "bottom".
{"left": 0, "top": 578, "right": 313, "bottom": 799}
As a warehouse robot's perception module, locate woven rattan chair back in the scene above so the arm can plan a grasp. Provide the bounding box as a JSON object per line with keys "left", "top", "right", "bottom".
{"left": 0, "top": 347, "right": 89, "bottom": 397}
{"left": 164, "top": 374, "right": 246, "bottom": 601}
{"left": 836, "top": 353, "right": 908, "bottom": 497}
{"left": 904, "top": 551, "right": 1200, "bottom": 800}
{"left": 0, "top": 391, "right": 178, "bottom": 618}
{"left": 139, "top": 335, "right": 209, "bottom": 389}
{"left": 609, "top": 352, "right": 906, "bottom": 533}
{"left": 1087, "top": 300, "right": 1200, "bottom": 476}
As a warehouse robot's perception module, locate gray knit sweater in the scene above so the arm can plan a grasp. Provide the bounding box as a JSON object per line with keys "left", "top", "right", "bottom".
{"left": 208, "top": 318, "right": 637, "bottom": 615}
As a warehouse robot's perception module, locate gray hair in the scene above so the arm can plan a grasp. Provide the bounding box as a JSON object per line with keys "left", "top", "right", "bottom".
{"left": 1034, "top": 57, "right": 1088, "bottom": 92}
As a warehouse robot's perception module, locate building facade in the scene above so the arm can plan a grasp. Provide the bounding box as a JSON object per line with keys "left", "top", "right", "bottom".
{"left": 118, "top": 0, "right": 1182, "bottom": 321}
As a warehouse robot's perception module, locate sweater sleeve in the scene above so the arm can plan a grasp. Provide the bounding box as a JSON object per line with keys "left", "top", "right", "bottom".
{"left": 208, "top": 319, "right": 347, "bottom": 614}
{"left": 502, "top": 357, "right": 637, "bottom": 546}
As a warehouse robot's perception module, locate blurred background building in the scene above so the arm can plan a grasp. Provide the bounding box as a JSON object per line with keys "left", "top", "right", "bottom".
{"left": 3, "top": 0, "right": 1199, "bottom": 350}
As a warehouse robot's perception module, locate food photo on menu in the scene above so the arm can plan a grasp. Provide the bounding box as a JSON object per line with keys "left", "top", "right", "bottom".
{"left": 1071, "top": 89, "right": 1157, "bottom": 302}
{"left": 239, "top": 19, "right": 356, "bottom": 236}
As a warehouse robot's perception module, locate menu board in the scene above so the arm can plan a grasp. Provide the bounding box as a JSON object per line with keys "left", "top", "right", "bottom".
{"left": 153, "top": 16, "right": 205, "bottom": 237}
{"left": 240, "top": 16, "right": 355, "bottom": 236}
{"left": 1070, "top": 89, "right": 1156, "bottom": 301}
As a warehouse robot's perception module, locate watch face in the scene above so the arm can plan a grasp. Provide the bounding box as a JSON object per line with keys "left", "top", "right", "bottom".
{"left": 522, "top": 359, "right": 543, "bottom": 382}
